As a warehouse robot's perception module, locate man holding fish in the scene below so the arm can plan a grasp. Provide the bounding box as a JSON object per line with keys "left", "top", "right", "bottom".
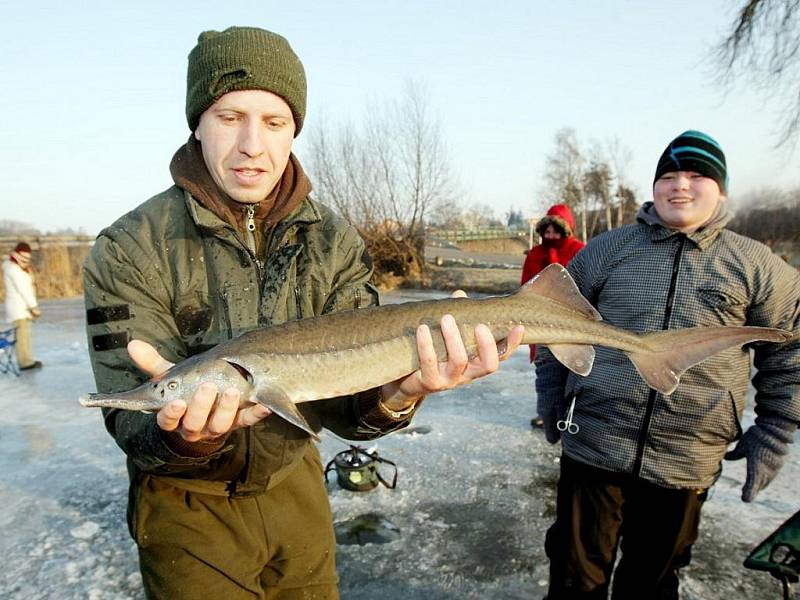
{"left": 535, "top": 131, "right": 800, "bottom": 599}
{"left": 83, "top": 26, "right": 524, "bottom": 599}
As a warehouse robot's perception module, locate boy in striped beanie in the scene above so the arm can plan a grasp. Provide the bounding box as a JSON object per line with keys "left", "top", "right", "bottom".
{"left": 536, "top": 129, "right": 800, "bottom": 599}
{"left": 652, "top": 130, "right": 729, "bottom": 234}
{"left": 654, "top": 129, "right": 728, "bottom": 193}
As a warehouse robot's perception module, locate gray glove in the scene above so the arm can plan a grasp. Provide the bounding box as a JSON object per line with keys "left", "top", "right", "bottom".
{"left": 724, "top": 414, "right": 796, "bottom": 502}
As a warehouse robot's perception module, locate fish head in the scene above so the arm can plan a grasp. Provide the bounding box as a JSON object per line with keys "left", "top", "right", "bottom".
{"left": 80, "top": 356, "right": 254, "bottom": 411}
{"left": 79, "top": 376, "right": 171, "bottom": 412}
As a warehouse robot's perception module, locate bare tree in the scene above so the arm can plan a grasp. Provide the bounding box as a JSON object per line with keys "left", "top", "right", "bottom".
{"left": 541, "top": 130, "right": 638, "bottom": 240}
{"left": 0, "top": 220, "right": 40, "bottom": 236}
{"left": 428, "top": 197, "right": 463, "bottom": 229}
{"left": 460, "top": 203, "right": 498, "bottom": 230}
{"left": 604, "top": 137, "right": 636, "bottom": 228}
{"left": 543, "top": 128, "right": 587, "bottom": 240}
{"left": 717, "top": 0, "right": 800, "bottom": 145}
{"left": 728, "top": 187, "right": 800, "bottom": 264}
{"left": 307, "top": 83, "right": 456, "bottom": 284}
{"left": 583, "top": 142, "right": 613, "bottom": 235}
{"left": 615, "top": 185, "right": 639, "bottom": 228}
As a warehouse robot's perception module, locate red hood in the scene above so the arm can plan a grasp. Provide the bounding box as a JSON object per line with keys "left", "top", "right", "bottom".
{"left": 545, "top": 204, "right": 576, "bottom": 233}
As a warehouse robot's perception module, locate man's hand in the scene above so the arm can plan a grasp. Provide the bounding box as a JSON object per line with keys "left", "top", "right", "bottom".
{"left": 30, "top": 307, "right": 41, "bottom": 319}
{"left": 127, "top": 340, "right": 271, "bottom": 442}
{"left": 380, "top": 292, "right": 525, "bottom": 410}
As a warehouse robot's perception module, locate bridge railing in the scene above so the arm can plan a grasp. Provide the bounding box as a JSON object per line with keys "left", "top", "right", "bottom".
{"left": 427, "top": 228, "right": 526, "bottom": 243}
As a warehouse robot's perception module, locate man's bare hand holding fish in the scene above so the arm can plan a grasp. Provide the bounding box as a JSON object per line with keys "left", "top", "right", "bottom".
{"left": 81, "top": 264, "right": 790, "bottom": 442}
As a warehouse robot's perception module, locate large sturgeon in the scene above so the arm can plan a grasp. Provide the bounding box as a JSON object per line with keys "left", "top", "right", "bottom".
{"left": 80, "top": 264, "right": 791, "bottom": 438}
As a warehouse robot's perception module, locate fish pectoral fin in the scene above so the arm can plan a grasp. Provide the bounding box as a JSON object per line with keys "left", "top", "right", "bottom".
{"left": 254, "top": 385, "right": 320, "bottom": 442}
{"left": 547, "top": 343, "right": 595, "bottom": 376}
{"left": 521, "top": 264, "right": 602, "bottom": 321}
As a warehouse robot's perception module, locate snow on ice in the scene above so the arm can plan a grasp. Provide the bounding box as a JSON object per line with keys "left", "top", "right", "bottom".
{"left": 0, "top": 295, "right": 797, "bottom": 599}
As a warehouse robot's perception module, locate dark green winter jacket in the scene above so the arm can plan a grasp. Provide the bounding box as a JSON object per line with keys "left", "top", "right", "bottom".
{"left": 84, "top": 185, "right": 411, "bottom": 498}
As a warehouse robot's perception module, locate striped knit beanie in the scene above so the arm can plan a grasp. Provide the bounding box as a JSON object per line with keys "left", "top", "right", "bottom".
{"left": 654, "top": 130, "right": 728, "bottom": 193}
{"left": 186, "top": 27, "right": 307, "bottom": 135}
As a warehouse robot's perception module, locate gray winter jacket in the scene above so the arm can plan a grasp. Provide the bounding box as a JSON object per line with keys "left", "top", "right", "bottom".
{"left": 535, "top": 202, "right": 800, "bottom": 489}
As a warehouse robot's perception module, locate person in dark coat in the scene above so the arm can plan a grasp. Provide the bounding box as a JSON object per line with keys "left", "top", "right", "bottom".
{"left": 535, "top": 130, "right": 800, "bottom": 599}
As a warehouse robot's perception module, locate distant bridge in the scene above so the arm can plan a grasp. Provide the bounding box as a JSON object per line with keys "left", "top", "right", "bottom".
{"left": 427, "top": 228, "right": 527, "bottom": 243}
{"left": 0, "top": 235, "right": 95, "bottom": 250}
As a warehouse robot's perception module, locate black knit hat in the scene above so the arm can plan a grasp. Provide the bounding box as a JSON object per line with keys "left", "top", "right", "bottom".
{"left": 654, "top": 130, "right": 728, "bottom": 193}
{"left": 186, "top": 27, "right": 307, "bottom": 135}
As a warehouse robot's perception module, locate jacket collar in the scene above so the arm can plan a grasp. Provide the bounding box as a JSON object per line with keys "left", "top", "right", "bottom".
{"left": 185, "top": 190, "right": 322, "bottom": 234}
{"left": 170, "top": 135, "right": 313, "bottom": 234}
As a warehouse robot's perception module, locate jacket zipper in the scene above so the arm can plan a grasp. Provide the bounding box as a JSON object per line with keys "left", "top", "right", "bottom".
{"left": 244, "top": 205, "right": 264, "bottom": 270}
{"left": 239, "top": 204, "right": 262, "bottom": 498}
{"left": 632, "top": 235, "right": 686, "bottom": 477}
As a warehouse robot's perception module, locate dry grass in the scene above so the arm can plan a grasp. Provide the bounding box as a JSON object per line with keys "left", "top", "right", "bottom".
{"left": 0, "top": 239, "right": 521, "bottom": 302}
{"left": 457, "top": 237, "right": 529, "bottom": 255}
{"left": 399, "top": 265, "right": 520, "bottom": 295}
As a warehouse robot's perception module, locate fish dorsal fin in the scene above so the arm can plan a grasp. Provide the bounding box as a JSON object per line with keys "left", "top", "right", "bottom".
{"left": 548, "top": 343, "right": 595, "bottom": 376}
{"left": 521, "top": 263, "right": 602, "bottom": 321}
{"left": 253, "top": 384, "right": 321, "bottom": 442}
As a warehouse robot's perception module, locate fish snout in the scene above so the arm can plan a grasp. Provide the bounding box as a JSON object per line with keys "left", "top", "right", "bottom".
{"left": 77, "top": 388, "right": 166, "bottom": 411}
{"left": 78, "top": 394, "right": 98, "bottom": 407}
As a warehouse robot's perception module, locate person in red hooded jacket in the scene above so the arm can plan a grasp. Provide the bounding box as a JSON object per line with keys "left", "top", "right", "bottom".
{"left": 520, "top": 204, "right": 584, "bottom": 427}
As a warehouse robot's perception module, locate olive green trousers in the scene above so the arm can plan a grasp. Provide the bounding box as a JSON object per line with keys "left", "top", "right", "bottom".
{"left": 134, "top": 445, "right": 339, "bottom": 599}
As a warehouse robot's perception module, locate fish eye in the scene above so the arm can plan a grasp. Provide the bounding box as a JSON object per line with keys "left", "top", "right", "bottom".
{"left": 167, "top": 381, "right": 179, "bottom": 390}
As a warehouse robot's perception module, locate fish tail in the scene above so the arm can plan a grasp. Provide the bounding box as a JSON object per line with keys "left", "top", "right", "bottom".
{"left": 626, "top": 326, "right": 791, "bottom": 395}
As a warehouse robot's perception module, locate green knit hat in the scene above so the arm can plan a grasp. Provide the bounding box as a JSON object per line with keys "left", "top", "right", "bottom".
{"left": 186, "top": 26, "right": 307, "bottom": 135}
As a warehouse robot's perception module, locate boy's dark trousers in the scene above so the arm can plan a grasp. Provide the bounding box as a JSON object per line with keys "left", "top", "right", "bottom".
{"left": 545, "top": 455, "right": 707, "bottom": 600}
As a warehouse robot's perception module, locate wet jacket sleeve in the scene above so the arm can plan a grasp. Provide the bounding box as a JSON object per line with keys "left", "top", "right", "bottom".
{"left": 84, "top": 235, "right": 243, "bottom": 477}
{"left": 312, "top": 226, "right": 420, "bottom": 438}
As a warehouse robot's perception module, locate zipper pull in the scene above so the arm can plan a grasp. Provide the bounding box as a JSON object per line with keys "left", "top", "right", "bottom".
{"left": 243, "top": 204, "right": 258, "bottom": 259}
{"left": 245, "top": 205, "right": 256, "bottom": 234}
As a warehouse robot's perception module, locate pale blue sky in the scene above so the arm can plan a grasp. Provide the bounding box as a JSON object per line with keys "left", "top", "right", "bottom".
{"left": 2, "top": 0, "right": 797, "bottom": 234}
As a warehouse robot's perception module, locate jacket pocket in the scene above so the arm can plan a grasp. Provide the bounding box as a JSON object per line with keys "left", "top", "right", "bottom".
{"left": 173, "top": 291, "right": 217, "bottom": 353}
{"left": 729, "top": 391, "right": 744, "bottom": 442}
{"left": 659, "top": 383, "right": 740, "bottom": 445}
{"left": 698, "top": 287, "right": 747, "bottom": 324}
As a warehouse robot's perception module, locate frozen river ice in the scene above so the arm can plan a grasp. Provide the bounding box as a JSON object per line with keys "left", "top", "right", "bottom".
{"left": 0, "top": 295, "right": 797, "bottom": 599}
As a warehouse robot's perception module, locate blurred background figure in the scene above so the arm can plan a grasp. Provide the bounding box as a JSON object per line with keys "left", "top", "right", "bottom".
{"left": 3, "top": 242, "right": 42, "bottom": 370}
{"left": 521, "top": 204, "right": 584, "bottom": 428}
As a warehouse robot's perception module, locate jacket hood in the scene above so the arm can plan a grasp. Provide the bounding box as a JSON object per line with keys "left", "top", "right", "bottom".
{"left": 636, "top": 201, "right": 732, "bottom": 250}
{"left": 536, "top": 204, "right": 576, "bottom": 237}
